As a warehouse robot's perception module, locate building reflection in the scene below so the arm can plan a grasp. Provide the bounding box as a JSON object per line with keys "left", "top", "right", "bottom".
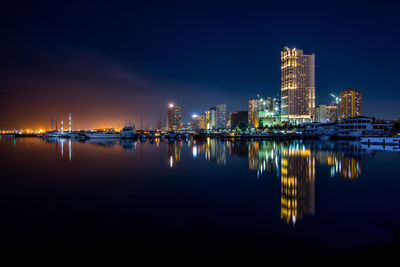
{"left": 313, "top": 141, "right": 367, "bottom": 179}
{"left": 248, "top": 141, "right": 280, "bottom": 178}
{"left": 280, "top": 143, "right": 315, "bottom": 225}
{"left": 190, "top": 138, "right": 228, "bottom": 165}
{"left": 186, "top": 139, "right": 370, "bottom": 225}
{"left": 168, "top": 140, "right": 182, "bottom": 168}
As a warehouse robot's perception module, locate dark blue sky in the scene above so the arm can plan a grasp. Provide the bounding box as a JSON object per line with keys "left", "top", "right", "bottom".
{"left": 1, "top": 0, "right": 399, "bottom": 129}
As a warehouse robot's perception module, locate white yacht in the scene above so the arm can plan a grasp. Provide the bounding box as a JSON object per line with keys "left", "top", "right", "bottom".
{"left": 44, "top": 131, "right": 69, "bottom": 138}
{"left": 85, "top": 129, "right": 120, "bottom": 139}
{"left": 120, "top": 122, "right": 137, "bottom": 139}
{"left": 44, "top": 131, "right": 61, "bottom": 138}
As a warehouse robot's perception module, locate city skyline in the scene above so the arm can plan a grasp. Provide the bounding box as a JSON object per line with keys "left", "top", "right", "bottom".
{"left": 1, "top": 1, "right": 400, "bottom": 130}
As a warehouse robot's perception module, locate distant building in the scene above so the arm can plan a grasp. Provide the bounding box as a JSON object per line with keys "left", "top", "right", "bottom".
{"left": 248, "top": 96, "right": 278, "bottom": 128}
{"left": 340, "top": 88, "right": 362, "bottom": 121}
{"left": 281, "top": 46, "right": 315, "bottom": 125}
{"left": 205, "top": 107, "right": 217, "bottom": 130}
{"left": 327, "top": 105, "right": 338, "bottom": 123}
{"left": 190, "top": 115, "right": 206, "bottom": 131}
{"left": 205, "top": 110, "right": 211, "bottom": 129}
{"left": 304, "top": 122, "right": 339, "bottom": 137}
{"left": 216, "top": 104, "right": 226, "bottom": 129}
{"left": 230, "top": 111, "right": 248, "bottom": 129}
{"left": 315, "top": 105, "right": 338, "bottom": 123}
{"left": 167, "top": 104, "right": 182, "bottom": 130}
{"left": 258, "top": 110, "right": 281, "bottom": 128}
{"left": 338, "top": 116, "right": 391, "bottom": 137}
{"left": 273, "top": 94, "right": 281, "bottom": 114}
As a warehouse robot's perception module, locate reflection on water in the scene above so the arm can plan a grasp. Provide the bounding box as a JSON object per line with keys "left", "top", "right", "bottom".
{"left": 165, "top": 138, "right": 371, "bottom": 225}
{"left": 44, "top": 139, "right": 369, "bottom": 183}
{"left": 2, "top": 136, "right": 400, "bottom": 252}
{"left": 280, "top": 144, "right": 315, "bottom": 225}
{"left": 5, "top": 137, "right": 375, "bottom": 227}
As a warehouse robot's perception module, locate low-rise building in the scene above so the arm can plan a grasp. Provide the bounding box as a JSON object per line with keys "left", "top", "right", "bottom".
{"left": 304, "top": 123, "right": 339, "bottom": 136}
{"left": 338, "top": 116, "right": 392, "bottom": 137}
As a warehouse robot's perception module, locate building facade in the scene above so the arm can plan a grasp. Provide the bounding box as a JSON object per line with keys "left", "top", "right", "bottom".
{"left": 281, "top": 47, "right": 315, "bottom": 125}
{"left": 230, "top": 111, "right": 248, "bottom": 129}
{"left": 209, "top": 107, "right": 217, "bottom": 129}
{"left": 258, "top": 110, "right": 281, "bottom": 128}
{"left": 315, "top": 105, "right": 338, "bottom": 123}
{"left": 340, "top": 88, "right": 362, "bottom": 121}
{"left": 338, "top": 116, "right": 391, "bottom": 137}
{"left": 248, "top": 96, "right": 278, "bottom": 128}
{"left": 190, "top": 115, "right": 206, "bottom": 131}
{"left": 167, "top": 104, "right": 182, "bottom": 130}
{"left": 216, "top": 104, "right": 227, "bottom": 129}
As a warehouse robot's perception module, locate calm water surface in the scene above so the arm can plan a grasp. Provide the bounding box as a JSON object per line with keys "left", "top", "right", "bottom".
{"left": 1, "top": 137, "right": 399, "bottom": 255}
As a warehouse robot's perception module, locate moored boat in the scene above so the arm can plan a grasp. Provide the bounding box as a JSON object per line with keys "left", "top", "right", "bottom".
{"left": 120, "top": 122, "right": 137, "bottom": 139}
{"left": 85, "top": 129, "right": 120, "bottom": 139}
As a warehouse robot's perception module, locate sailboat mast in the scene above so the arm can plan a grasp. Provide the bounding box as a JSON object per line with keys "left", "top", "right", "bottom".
{"left": 69, "top": 113, "right": 72, "bottom": 133}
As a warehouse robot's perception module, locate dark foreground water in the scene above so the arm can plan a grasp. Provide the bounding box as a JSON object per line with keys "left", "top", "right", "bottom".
{"left": 0, "top": 137, "right": 400, "bottom": 258}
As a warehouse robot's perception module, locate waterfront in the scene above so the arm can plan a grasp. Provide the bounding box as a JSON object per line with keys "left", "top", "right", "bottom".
{"left": 1, "top": 137, "right": 400, "bottom": 257}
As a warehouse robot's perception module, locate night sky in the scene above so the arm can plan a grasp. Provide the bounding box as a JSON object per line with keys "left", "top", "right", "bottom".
{"left": 1, "top": 1, "right": 400, "bottom": 130}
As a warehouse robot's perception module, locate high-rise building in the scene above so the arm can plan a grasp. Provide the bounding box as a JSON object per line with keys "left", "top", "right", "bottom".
{"left": 190, "top": 115, "right": 206, "bottom": 131}
{"left": 216, "top": 104, "right": 226, "bottom": 129}
{"left": 248, "top": 96, "right": 279, "bottom": 128}
{"left": 167, "top": 104, "right": 182, "bottom": 130}
{"left": 209, "top": 107, "right": 217, "bottom": 129}
{"left": 340, "top": 88, "right": 362, "bottom": 121}
{"left": 230, "top": 111, "right": 248, "bottom": 129}
{"left": 315, "top": 105, "right": 338, "bottom": 123}
{"left": 248, "top": 97, "right": 263, "bottom": 128}
{"left": 205, "top": 110, "right": 211, "bottom": 129}
{"left": 281, "top": 46, "right": 315, "bottom": 125}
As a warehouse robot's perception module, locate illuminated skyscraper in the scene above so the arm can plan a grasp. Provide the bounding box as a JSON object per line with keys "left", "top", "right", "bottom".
{"left": 216, "top": 104, "right": 226, "bottom": 129}
{"left": 167, "top": 104, "right": 182, "bottom": 130}
{"left": 281, "top": 47, "right": 315, "bottom": 124}
{"left": 190, "top": 115, "right": 206, "bottom": 131}
{"left": 209, "top": 107, "right": 217, "bottom": 129}
{"left": 340, "top": 88, "right": 362, "bottom": 121}
{"left": 248, "top": 97, "right": 264, "bottom": 128}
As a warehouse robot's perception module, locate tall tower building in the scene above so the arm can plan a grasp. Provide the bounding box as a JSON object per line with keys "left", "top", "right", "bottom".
{"left": 167, "top": 104, "right": 182, "bottom": 130}
{"left": 281, "top": 47, "right": 315, "bottom": 125}
{"left": 340, "top": 88, "right": 362, "bottom": 121}
{"left": 216, "top": 104, "right": 226, "bottom": 129}
{"left": 209, "top": 107, "right": 217, "bottom": 129}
